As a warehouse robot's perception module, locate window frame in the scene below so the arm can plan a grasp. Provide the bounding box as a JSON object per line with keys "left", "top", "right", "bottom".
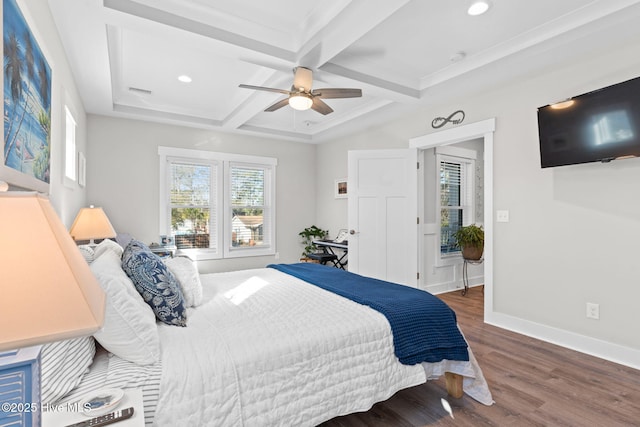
{"left": 63, "top": 105, "right": 77, "bottom": 188}
{"left": 434, "top": 146, "right": 476, "bottom": 266}
{"left": 159, "top": 146, "right": 276, "bottom": 261}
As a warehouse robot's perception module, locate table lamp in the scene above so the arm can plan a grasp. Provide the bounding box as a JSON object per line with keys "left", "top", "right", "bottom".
{"left": 69, "top": 205, "right": 116, "bottom": 245}
{"left": 0, "top": 190, "right": 106, "bottom": 427}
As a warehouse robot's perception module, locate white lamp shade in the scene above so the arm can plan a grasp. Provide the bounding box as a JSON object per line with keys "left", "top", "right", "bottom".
{"left": 288, "top": 93, "right": 313, "bottom": 110}
{"left": 0, "top": 193, "right": 106, "bottom": 351}
{"left": 69, "top": 206, "right": 116, "bottom": 241}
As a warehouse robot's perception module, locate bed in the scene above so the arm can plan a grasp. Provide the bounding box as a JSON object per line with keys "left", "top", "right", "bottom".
{"left": 45, "top": 239, "right": 493, "bottom": 426}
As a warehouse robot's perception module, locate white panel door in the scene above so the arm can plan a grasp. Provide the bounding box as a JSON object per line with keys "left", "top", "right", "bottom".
{"left": 347, "top": 148, "right": 418, "bottom": 287}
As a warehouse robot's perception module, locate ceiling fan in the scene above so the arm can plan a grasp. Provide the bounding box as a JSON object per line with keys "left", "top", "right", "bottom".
{"left": 239, "top": 67, "right": 362, "bottom": 115}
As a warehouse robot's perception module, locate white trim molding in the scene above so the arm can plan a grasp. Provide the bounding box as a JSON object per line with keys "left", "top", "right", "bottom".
{"left": 486, "top": 311, "right": 640, "bottom": 370}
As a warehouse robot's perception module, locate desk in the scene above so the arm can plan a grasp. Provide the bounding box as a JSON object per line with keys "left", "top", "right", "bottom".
{"left": 312, "top": 240, "right": 348, "bottom": 269}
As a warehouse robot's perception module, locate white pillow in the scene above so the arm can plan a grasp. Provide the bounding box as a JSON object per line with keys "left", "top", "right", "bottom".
{"left": 90, "top": 250, "right": 160, "bottom": 365}
{"left": 164, "top": 256, "right": 203, "bottom": 307}
{"left": 41, "top": 337, "right": 95, "bottom": 404}
{"left": 77, "top": 245, "right": 95, "bottom": 264}
{"left": 93, "top": 238, "right": 123, "bottom": 259}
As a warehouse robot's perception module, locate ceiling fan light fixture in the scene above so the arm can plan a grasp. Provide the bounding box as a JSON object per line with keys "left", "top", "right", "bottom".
{"left": 467, "top": 1, "right": 491, "bottom": 16}
{"left": 289, "top": 93, "right": 313, "bottom": 111}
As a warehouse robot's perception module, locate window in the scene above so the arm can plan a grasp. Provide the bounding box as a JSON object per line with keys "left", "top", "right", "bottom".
{"left": 159, "top": 147, "right": 276, "bottom": 260}
{"left": 435, "top": 146, "right": 476, "bottom": 263}
{"left": 440, "top": 160, "right": 463, "bottom": 255}
{"left": 64, "top": 106, "right": 76, "bottom": 186}
{"left": 227, "top": 164, "right": 272, "bottom": 254}
{"left": 169, "top": 160, "right": 218, "bottom": 253}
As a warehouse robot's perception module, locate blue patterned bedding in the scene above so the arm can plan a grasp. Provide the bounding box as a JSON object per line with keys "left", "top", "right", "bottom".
{"left": 268, "top": 263, "right": 469, "bottom": 364}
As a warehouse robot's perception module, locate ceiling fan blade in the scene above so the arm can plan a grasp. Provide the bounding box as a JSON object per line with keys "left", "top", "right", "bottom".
{"left": 264, "top": 97, "right": 290, "bottom": 112}
{"left": 239, "top": 84, "right": 290, "bottom": 95}
{"left": 292, "top": 67, "right": 313, "bottom": 91}
{"left": 311, "top": 97, "right": 334, "bottom": 115}
{"left": 311, "top": 88, "right": 362, "bottom": 99}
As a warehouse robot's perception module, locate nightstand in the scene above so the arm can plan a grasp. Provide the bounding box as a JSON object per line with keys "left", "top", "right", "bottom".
{"left": 149, "top": 245, "right": 177, "bottom": 258}
{"left": 42, "top": 388, "right": 144, "bottom": 427}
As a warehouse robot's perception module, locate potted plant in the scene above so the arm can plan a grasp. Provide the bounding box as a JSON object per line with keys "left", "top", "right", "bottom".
{"left": 453, "top": 224, "right": 484, "bottom": 260}
{"left": 299, "top": 225, "right": 329, "bottom": 258}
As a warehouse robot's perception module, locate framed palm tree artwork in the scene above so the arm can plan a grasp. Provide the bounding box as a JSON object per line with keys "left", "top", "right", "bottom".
{"left": 2, "top": 0, "right": 52, "bottom": 193}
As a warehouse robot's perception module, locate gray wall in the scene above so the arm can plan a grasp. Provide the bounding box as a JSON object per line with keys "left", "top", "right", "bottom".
{"left": 315, "top": 39, "right": 640, "bottom": 365}
{"left": 86, "top": 115, "right": 317, "bottom": 273}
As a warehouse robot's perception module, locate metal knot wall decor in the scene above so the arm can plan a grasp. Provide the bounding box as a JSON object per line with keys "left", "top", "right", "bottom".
{"left": 431, "top": 110, "right": 465, "bottom": 129}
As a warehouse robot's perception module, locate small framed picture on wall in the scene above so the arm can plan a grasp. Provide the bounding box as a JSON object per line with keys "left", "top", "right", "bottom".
{"left": 335, "top": 178, "right": 347, "bottom": 199}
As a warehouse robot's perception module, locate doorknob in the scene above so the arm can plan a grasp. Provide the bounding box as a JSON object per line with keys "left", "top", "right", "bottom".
{"left": 349, "top": 229, "right": 358, "bottom": 235}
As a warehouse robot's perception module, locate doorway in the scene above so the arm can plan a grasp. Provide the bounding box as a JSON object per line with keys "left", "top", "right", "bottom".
{"left": 418, "top": 140, "right": 484, "bottom": 294}
{"left": 410, "top": 118, "right": 495, "bottom": 318}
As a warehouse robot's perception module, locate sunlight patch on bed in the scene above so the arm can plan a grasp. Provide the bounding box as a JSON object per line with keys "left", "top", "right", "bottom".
{"left": 224, "top": 276, "right": 269, "bottom": 305}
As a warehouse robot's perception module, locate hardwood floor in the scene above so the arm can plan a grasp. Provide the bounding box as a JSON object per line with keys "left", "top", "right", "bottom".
{"left": 319, "top": 287, "right": 640, "bottom": 426}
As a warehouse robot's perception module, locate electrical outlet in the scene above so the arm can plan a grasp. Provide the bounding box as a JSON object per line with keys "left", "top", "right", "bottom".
{"left": 274, "top": 252, "right": 280, "bottom": 260}
{"left": 586, "top": 302, "right": 599, "bottom": 320}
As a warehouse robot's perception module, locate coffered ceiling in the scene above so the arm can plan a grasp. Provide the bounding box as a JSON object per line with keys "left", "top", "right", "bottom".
{"left": 48, "top": 0, "right": 640, "bottom": 142}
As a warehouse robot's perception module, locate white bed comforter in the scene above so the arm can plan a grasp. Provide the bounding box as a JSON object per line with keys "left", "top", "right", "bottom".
{"left": 153, "top": 268, "right": 491, "bottom": 426}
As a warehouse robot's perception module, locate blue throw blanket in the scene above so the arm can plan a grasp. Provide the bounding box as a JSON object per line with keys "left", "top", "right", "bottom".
{"left": 268, "top": 263, "right": 469, "bottom": 365}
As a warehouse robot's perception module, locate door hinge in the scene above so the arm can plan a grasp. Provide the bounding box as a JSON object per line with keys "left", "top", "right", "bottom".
{"left": 417, "top": 217, "right": 420, "bottom": 224}
{"left": 417, "top": 272, "right": 420, "bottom": 280}
{"left": 417, "top": 162, "right": 420, "bottom": 169}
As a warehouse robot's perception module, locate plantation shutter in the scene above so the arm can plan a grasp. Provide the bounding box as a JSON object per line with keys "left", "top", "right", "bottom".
{"left": 441, "top": 162, "right": 461, "bottom": 204}
{"left": 440, "top": 161, "right": 464, "bottom": 255}
{"left": 229, "top": 164, "right": 271, "bottom": 250}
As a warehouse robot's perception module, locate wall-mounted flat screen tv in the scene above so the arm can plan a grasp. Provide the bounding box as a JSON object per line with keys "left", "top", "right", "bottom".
{"left": 537, "top": 76, "right": 640, "bottom": 168}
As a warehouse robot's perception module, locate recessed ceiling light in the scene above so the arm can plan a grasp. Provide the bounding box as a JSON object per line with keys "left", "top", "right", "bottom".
{"left": 178, "top": 75, "right": 192, "bottom": 83}
{"left": 467, "top": 1, "right": 491, "bottom": 16}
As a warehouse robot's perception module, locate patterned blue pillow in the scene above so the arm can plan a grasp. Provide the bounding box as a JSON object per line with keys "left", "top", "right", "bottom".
{"left": 121, "top": 239, "right": 187, "bottom": 326}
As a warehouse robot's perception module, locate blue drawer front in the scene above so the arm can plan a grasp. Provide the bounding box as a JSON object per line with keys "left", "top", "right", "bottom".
{"left": 0, "top": 349, "right": 40, "bottom": 427}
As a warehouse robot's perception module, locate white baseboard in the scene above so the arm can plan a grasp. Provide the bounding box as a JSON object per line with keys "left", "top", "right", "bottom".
{"left": 427, "top": 277, "right": 483, "bottom": 295}
{"left": 485, "top": 311, "right": 640, "bottom": 371}
{"left": 426, "top": 282, "right": 460, "bottom": 294}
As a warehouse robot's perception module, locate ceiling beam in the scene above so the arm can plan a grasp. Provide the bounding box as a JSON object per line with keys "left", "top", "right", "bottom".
{"left": 222, "top": 68, "right": 294, "bottom": 130}
{"left": 296, "top": 0, "right": 412, "bottom": 68}
{"left": 319, "top": 62, "right": 420, "bottom": 101}
{"left": 103, "top": 0, "right": 296, "bottom": 62}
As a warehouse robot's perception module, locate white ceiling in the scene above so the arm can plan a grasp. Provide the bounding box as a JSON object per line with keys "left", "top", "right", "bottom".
{"left": 48, "top": 0, "right": 640, "bottom": 143}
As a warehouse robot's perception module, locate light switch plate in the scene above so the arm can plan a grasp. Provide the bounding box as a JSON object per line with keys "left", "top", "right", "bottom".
{"left": 496, "top": 210, "right": 510, "bottom": 222}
